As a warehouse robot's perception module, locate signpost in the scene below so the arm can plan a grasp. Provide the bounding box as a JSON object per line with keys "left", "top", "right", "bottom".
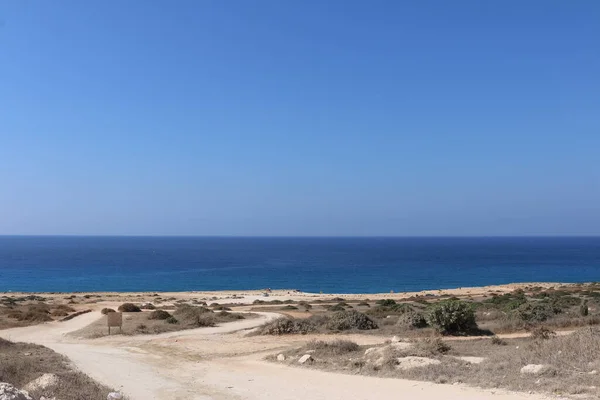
{"left": 107, "top": 312, "right": 123, "bottom": 334}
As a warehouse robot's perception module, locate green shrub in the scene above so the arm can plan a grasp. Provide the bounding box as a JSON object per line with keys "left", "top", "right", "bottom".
{"left": 516, "top": 302, "right": 556, "bottom": 323}
{"left": 415, "top": 337, "right": 452, "bottom": 355}
{"left": 491, "top": 336, "right": 507, "bottom": 345}
{"left": 530, "top": 326, "right": 556, "bottom": 340}
{"left": 307, "top": 339, "right": 360, "bottom": 355}
{"left": 257, "top": 317, "right": 316, "bottom": 335}
{"left": 326, "top": 310, "right": 378, "bottom": 331}
{"left": 376, "top": 299, "right": 397, "bottom": 306}
{"left": 580, "top": 301, "right": 589, "bottom": 317}
{"left": 426, "top": 300, "right": 477, "bottom": 334}
{"left": 148, "top": 310, "right": 172, "bottom": 320}
{"left": 483, "top": 292, "right": 527, "bottom": 311}
{"left": 118, "top": 303, "right": 141, "bottom": 312}
{"left": 396, "top": 311, "right": 427, "bottom": 329}
{"left": 165, "top": 316, "right": 178, "bottom": 324}
{"left": 101, "top": 308, "right": 116, "bottom": 315}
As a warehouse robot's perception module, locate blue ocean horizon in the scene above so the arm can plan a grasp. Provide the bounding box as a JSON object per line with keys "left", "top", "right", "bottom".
{"left": 0, "top": 236, "right": 599, "bottom": 293}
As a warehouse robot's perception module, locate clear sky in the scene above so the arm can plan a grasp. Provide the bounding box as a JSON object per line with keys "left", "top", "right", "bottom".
{"left": 1, "top": 1, "right": 599, "bottom": 236}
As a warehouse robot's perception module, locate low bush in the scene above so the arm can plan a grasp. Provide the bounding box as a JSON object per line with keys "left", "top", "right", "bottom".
{"left": 101, "top": 308, "right": 116, "bottom": 315}
{"left": 491, "top": 336, "right": 507, "bottom": 345}
{"left": 327, "top": 304, "right": 346, "bottom": 312}
{"left": 396, "top": 311, "right": 428, "bottom": 329}
{"left": 165, "top": 316, "right": 178, "bottom": 324}
{"left": 326, "top": 310, "right": 378, "bottom": 331}
{"left": 516, "top": 302, "right": 557, "bottom": 323}
{"left": 426, "top": 300, "right": 478, "bottom": 335}
{"left": 367, "top": 301, "right": 412, "bottom": 317}
{"left": 580, "top": 301, "right": 589, "bottom": 316}
{"left": 148, "top": 310, "right": 172, "bottom": 320}
{"left": 255, "top": 318, "right": 316, "bottom": 335}
{"left": 307, "top": 339, "right": 360, "bottom": 355}
{"left": 529, "top": 326, "right": 556, "bottom": 340}
{"left": 118, "top": 303, "right": 141, "bottom": 312}
{"left": 414, "top": 337, "right": 452, "bottom": 355}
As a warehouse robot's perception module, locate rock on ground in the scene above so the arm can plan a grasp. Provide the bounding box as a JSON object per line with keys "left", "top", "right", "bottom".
{"left": 298, "top": 354, "right": 313, "bottom": 364}
{"left": 0, "top": 383, "right": 33, "bottom": 400}
{"left": 23, "top": 374, "right": 59, "bottom": 392}
{"left": 276, "top": 354, "right": 286, "bottom": 361}
{"left": 520, "top": 364, "right": 548, "bottom": 375}
{"left": 453, "top": 356, "right": 486, "bottom": 364}
{"left": 396, "top": 357, "right": 441, "bottom": 370}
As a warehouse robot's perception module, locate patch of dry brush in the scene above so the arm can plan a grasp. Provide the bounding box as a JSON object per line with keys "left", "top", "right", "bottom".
{"left": 0, "top": 338, "right": 116, "bottom": 400}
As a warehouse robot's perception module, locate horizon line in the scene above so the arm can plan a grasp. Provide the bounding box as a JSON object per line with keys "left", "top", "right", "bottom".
{"left": 1, "top": 234, "right": 599, "bottom": 239}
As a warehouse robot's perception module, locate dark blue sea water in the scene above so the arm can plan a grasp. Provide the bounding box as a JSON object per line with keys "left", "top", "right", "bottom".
{"left": 0, "top": 236, "right": 599, "bottom": 293}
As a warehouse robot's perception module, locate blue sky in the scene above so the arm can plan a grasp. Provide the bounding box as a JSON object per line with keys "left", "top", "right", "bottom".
{"left": 1, "top": 1, "right": 599, "bottom": 236}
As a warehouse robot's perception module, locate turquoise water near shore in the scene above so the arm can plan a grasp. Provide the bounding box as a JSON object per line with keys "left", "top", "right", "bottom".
{"left": 0, "top": 236, "right": 599, "bottom": 293}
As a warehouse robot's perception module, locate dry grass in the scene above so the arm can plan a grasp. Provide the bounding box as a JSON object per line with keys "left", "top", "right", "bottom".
{"left": 0, "top": 338, "right": 117, "bottom": 400}
{"left": 0, "top": 301, "right": 80, "bottom": 329}
{"left": 254, "top": 311, "right": 378, "bottom": 335}
{"left": 70, "top": 305, "right": 251, "bottom": 338}
{"left": 274, "top": 327, "right": 600, "bottom": 399}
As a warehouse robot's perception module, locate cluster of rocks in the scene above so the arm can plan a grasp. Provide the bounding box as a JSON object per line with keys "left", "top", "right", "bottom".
{"left": 0, "top": 374, "right": 61, "bottom": 400}
{"left": 0, "top": 377, "right": 122, "bottom": 400}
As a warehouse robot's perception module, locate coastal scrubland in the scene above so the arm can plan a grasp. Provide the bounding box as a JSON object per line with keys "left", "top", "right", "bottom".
{"left": 2, "top": 282, "right": 600, "bottom": 399}
{"left": 71, "top": 303, "right": 250, "bottom": 338}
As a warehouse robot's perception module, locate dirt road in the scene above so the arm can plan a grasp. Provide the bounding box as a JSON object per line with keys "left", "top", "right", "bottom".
{"left": 0, "top": 312, "right": 555, "bottom": 400}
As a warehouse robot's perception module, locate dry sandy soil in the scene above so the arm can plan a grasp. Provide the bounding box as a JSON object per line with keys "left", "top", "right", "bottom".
{"left": 0, "top": 283, "right": 569, "bottom": 400}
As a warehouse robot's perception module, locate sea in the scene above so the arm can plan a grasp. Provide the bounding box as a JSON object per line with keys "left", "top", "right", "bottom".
{"left": 0, "top": 236, "right": 599, "bottom": 294}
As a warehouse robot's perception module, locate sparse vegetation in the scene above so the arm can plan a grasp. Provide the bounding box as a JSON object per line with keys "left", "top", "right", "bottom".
{"left": 426, "top": 300, "right": 478, "bottom": 335}
{"left": 529, "top": 326, "right": 556, "bottom": 340}
{"left": 396, "top": 311, "right": 427, "bottom": 329}
{"left": 490, "top": 335, "right": 507, "bottom": 345}
{"left": 255, "top": 317, "right": 316, "bottom": 335}
{"left": 304, "top": 339, "right": 360, "bottom": 355}
{"left": 326, "top": 310, "right": 378, "bottom": 331}
{"left": 148, "top": 310, "right": 172, "bottom": 320}
{"left": 0, "top": 338, "right": 116, "bottom": 400}
{"left": 118, "top": 303, "right": 142, "bottom": 312}
{"left": 101, "top": 308, "right": 116, "bottom": 315}
{"left": 256, "top": 310, "right": 377, "bottom": 335}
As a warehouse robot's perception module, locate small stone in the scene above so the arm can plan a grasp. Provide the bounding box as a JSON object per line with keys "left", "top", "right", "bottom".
{"left": 0, "top": 383, "right": 33, "bottom": 400}
{"left": 453, "top": 356, "right": 485, "bottom": 364}
{"left": 396, "top": 356, "right": 441, "bottom": 370}
{"left": 107, "top": 393, "right": 123, "bottom": 400}
{"left": 364, "top": 347, "right": 378, "bottom": 355}
{"left": 298, "top": 354, "right": 313, "bottom": 364}
{"left": 520, "top": 364, "right": 548, "bottom": 375}
{"left": 22, "top": 353, "right": 32, "bottom": 356}
{"left": 589, "top": 370, "right": 598, "bottom": 375}
{"left": 23, "top": 373, "right": 59, "bottom": 392}
{"left": 391, "top": 336, "right": 400, "bottom": 343}
{"left": 276, "top": 354, "right": 286, "bottom": 361}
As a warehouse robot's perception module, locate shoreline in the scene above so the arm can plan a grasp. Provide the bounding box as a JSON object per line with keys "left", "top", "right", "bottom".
{"left": 1, "top": 281, "right": 583, "bottom": 303}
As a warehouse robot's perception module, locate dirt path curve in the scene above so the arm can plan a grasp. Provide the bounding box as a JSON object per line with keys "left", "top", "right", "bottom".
{"left": 0, "top": 313, "right": 556, "bottom": 400}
